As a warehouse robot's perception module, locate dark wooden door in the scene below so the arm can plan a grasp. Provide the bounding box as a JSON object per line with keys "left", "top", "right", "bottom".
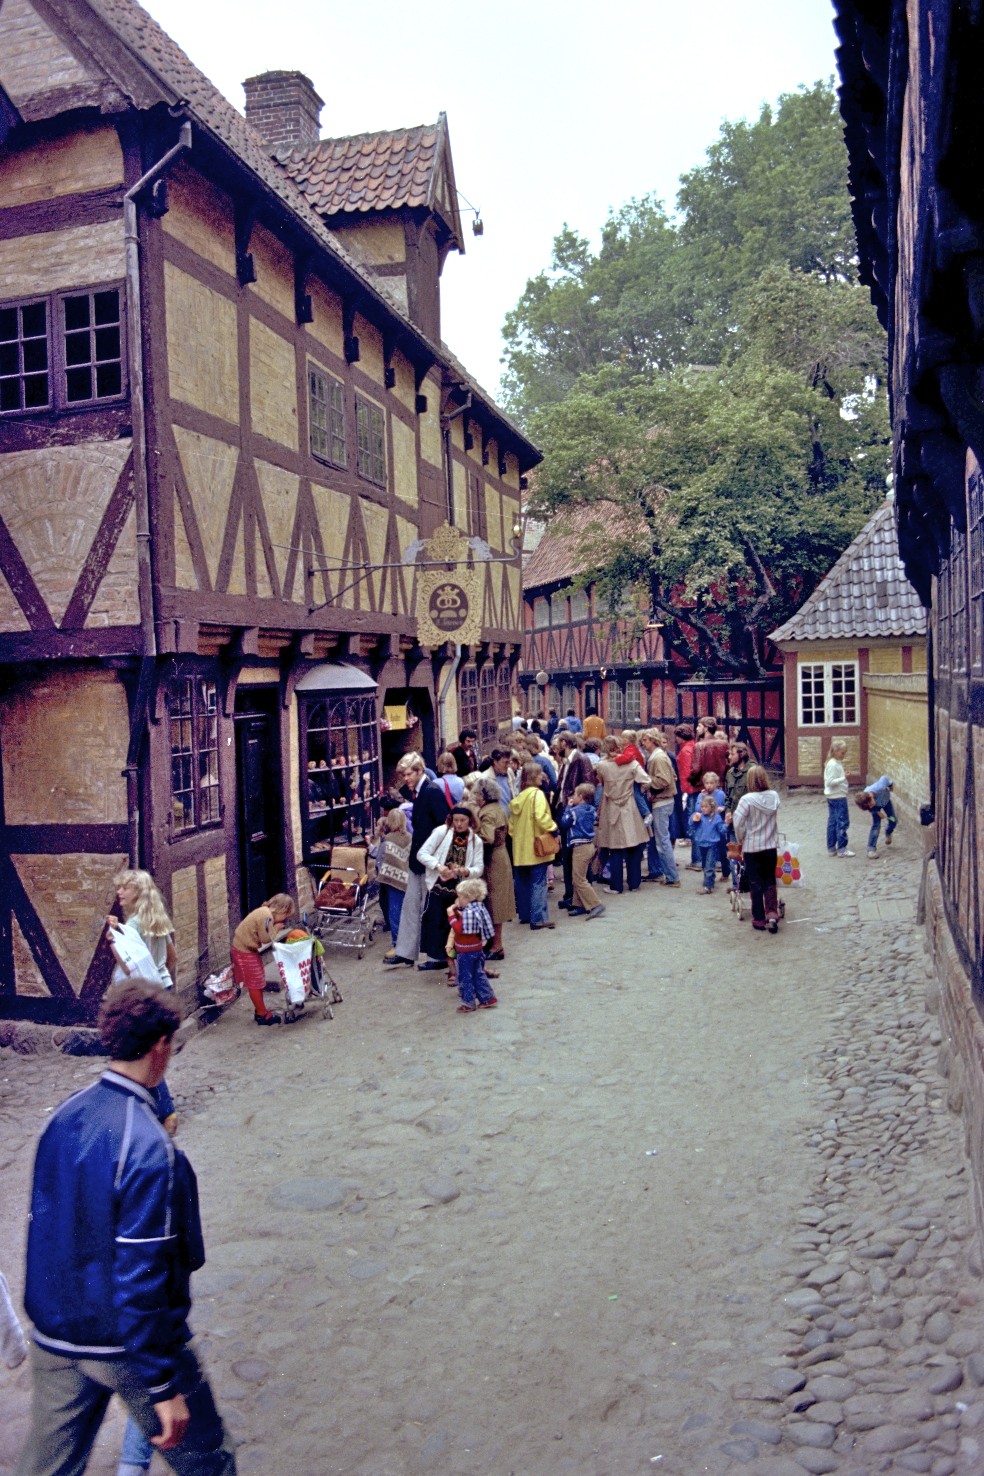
{"left": 235, "top": 698, "right": 284, "bottom": 914}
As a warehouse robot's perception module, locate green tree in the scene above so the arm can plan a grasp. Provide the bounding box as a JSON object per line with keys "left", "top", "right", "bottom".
{"left": 507, "top": 82, "right": 890, "bottom": 675}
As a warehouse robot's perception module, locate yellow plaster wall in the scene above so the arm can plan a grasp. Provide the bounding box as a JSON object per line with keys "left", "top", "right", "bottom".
{"left": 864, "top": 673, "right": 930, "bottom": 811}
{"left": 255, "top": 459, "right": 300, "bottom": 596}
{"left": 332, "top": 218, "right": 406, "bottom": 266}
{"left": 868, "top": 644, "right": 904, "bottom": 674}
{"left": 250, "top": 318, "right": 298, "bottom": 449}
{"left": 237, "top": 667, "right": 281, "bottom": 684}
{"left": 204, "top": 855, "right": 230, "bottom": 975}
{"left": 452, "top": 459, "right": 467, "bottom": 529}
{"left": 173, "top": 427, "right": 239, "bottom": 589}
{"left": 307, "top": 278, "right": 344, "bottom": 357}
{"left": 912, "top": 643, "right": 928, "bottom": 672}
{"left": 249, "top": 223, "right": 296, "bottom": 322}
{"left": 170, "top": 865, "right": 198, "bottom": 989}
{"left": 1, "top": 668, "right": 128, "bottom": 824}
{"left": 419, "top": 394, "right": 443, "bottom": 468}
{"left": 12, "top": 851, "right": 127, "bottom": 993}
{"left": 0, "top": 125, "right": 123, "bottom": 205}
{"left": 165, "top": 261, "right": 239, "bottom": 423}
{"left": 0, "top": 221, "right": 123, "bottom": 297}
{"left": 797, "top": 735, "right": 823, "bottom": 777}
{"left": 0, "top": 440, "right": 134, "bottom": 628}
{"left": 392, "top": 416, "right": 418, "bottom": 509}
{"left": 390, "top": 350, "right": 416, "bottom": 413}
{"left": 354, "top": 313, "right": 385, "bottom": 386}
{"left": 162, "top": 163, "right": 236, "bottom": 276}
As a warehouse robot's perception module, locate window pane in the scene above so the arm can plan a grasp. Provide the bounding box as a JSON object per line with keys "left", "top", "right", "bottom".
{"left": 23, "top": 374, "right": 49, "bottom": 408}
{"left": 65, "top": 331, "right": 90, "bottom": 366}
{"left": 0, "top": 308, "right": 16, "bottom": 341}
{"left": 93, "top": 290, "right": 119, "bottom": 325}
{"left": 96, "top": 363, "right": 122, "bottom": 397}
{"left": 63, "top": 295, "right": 90, "bottom": 330}
{"left": 21, "top": 338, "right": 46, "bottom": 372}
{"left": 94, "top": 326, "right": 120, "bottom": 362}
{"left": 0, "top": 379, "right": 20, "bottom": 412}
{"left": 20, "top": 301, "right": 47, "bottom": 337}
{"left": 66, "top": 367, "right": 93, "bottom": 401}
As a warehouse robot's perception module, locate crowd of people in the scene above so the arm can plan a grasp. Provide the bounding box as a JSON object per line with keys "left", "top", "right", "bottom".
{"left": 373, "top": 713, "right": 790, "bottom": 1001}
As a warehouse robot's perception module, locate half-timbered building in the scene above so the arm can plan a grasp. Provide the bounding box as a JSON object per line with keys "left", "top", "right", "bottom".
{"left": 835, "top": 0, "right": 984, "bottom": 1238}
{"left": 520, "top": 504, "right": 786, "bottom": 767}
{"left": 0, "top": 0, "right": 538, "bottom": 1023}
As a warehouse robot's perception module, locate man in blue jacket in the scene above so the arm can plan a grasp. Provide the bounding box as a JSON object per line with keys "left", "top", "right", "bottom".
{"left": 16, "top": 980, "right": 235, "bottom": 1476}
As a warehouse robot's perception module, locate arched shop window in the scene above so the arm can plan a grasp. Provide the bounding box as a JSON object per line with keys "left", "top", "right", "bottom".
{"left": 297, "top": 667, "right": 381, "bottom": 859}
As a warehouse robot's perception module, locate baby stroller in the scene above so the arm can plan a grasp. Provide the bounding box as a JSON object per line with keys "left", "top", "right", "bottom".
{"left": 728, "top": 842, "right": 786, "bottom": 924}
{"left": 304, "top": 842, "right": 382, "bottom": 959}
{"left": 268, "top": 928, "right": 343, "bottom": 1022}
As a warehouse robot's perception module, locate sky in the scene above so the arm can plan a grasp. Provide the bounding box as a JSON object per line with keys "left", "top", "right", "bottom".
{"left": 142, "top": 0, "right": 841, "bottom": 397}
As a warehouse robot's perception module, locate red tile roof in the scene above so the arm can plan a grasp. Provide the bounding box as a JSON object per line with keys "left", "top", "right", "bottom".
{"left": 523, "top": 501, "right": 649, "bottom": 591}
{"left": 281, "top": 121, "right": 436, "bottom": 213}
{"left": 770, "top": 500, "right": 927, "bottom": 642}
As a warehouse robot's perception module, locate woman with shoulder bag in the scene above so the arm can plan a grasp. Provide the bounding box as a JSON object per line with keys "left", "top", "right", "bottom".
{"left": 508, "top": 763, "right": 559, "bottom": 930}
{"left": 415, "top": 807, "right": 484, "bottom": 970}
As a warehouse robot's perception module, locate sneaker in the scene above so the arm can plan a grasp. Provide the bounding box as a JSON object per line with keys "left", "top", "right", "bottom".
{"left": 456, "top": 1003, "right": 477, "bottom": 1013}
{"left": 603, "top": 887, "right": 622, "bottom": 895}
{"left": 253, "top": 1012, "right": 281, "bottom": 1026}
{"left": 567, "top": 906, "right": 587, "bottom": 917}
{"left": 766, "top": 915, "right": 779, "bottom": 934}
{"left": 686, "top": 862, "right": 703, "bottom": 872}
{"left": 867, "top": 849, "right": 877, "bottom": 859}
{"left": 837, "top": 849, "right": 856, "bottom": 858}
{"left": 700, "top": 887, "right": 713, "bottom": 895}
{"left": 661, "top": 879, "right": 681, "bottom": 888}
{"left": 827, "top": 849, "right": 837, "bottom": 856}
{"left": 585, "top": 904, "right": 606, "bottom": 920}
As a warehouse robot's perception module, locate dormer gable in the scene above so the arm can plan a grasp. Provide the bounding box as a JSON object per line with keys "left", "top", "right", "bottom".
{"left": 275, "top": 111, "right": 465, "bottom": 343}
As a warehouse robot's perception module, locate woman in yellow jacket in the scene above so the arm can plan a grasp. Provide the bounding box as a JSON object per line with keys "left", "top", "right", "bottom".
{"left": 508, "top": 762, "right": 558, "bottom": 929}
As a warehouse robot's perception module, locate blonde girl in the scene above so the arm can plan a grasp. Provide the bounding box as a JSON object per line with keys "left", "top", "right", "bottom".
{"left": 108, "top": 869, "right": 176, "bottom": 988}
{"left": 231, "top": 892, "right": 296, "bottom": 1025}
{"left": 824, "top": 739, "right": 854, "bottom": 857}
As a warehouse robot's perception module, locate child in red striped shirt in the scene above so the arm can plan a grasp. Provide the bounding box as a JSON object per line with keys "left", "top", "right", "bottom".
{"left": 447, "top": 878, "right": 498, "bottom": 1014}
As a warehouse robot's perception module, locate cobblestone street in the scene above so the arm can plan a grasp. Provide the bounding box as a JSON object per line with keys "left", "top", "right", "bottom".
{"left": 2, "top": 792, "right": 983, "bottom": 1475}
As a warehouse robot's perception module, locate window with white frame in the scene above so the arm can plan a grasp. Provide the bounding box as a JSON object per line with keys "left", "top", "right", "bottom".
{"left": 607, "top": 683, "right": 625, "bottom": 725}
{"left": 533, "top": 596, "right": 550, "bottom": 629}
{"left": 798, "top": 660, "right": 858, "bottom": 726}
{"left": 625, "top": 678, "right": 643, "bottom": 723}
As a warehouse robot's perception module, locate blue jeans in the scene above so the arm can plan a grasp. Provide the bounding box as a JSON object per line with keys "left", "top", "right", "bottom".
{"left": 514, "top": 863, "right": 549, "bottom": 925}
{"left": 380, "top": 885, "right": 405, "bottom": 944}
{"left": 826, "top": 797, "right": 849, "bottom": 853}
{"left": 456, "top": 951, "right": 495, "bottom": 1007}
{"left": 120, "top": 1415, "right": 153, "bottom": 1471}
{"left": 650, "top": 804, "right": 678, "bottom": 883}
{"left": 699, "top": 845, "right": 719, "bottom": 890}
{"left": 868, "top": 800, "right": 897, "bottom": 851}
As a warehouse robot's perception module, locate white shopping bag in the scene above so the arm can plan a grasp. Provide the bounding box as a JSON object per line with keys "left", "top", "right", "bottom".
{"left": 108, "top": 920, "right": 167, "bottom": 985}
{"left": 272, "top": 937, "right": 313, "bottom": 1005}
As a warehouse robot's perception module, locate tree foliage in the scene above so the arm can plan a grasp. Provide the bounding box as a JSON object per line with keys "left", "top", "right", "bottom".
{"left": 504, "top": 82, "right": 891, "bottom": 676}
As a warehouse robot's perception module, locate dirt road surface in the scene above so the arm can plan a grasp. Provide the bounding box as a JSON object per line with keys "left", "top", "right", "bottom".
{"left": 2, "top": 792, "right": 983, "bottom": 1475}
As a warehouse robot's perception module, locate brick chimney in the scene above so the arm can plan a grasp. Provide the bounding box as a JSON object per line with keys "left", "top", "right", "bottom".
{"left": 243, "top": 70, "right": 323, "bottom": 151}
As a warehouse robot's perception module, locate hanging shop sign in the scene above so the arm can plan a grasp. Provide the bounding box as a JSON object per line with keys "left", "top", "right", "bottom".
{"left": 415, "top": 523, "right": 483, "bottom": 648}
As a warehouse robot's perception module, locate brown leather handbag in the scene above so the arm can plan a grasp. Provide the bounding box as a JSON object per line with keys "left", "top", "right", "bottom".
{"left": 533, "top": 830, "right": 561, "bottom": 859}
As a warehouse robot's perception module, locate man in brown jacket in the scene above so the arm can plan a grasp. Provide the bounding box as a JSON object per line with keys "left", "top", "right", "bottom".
{"left": 639, "top": 730, "right": 680, "bottom": 885}
{"left": 689, "top": 716, "right": 730, "bottom": 790}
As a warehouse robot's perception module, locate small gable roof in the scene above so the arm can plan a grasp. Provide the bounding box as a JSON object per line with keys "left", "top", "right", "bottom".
{"left": 279, "top": 114, "right": 465, "bottom": 251}
{"left": 770, "top": 500, "right": 927, "bottom": 643}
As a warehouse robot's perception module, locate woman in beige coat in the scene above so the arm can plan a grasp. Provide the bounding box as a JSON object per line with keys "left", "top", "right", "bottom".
{"left": 596, "top": 738, "right": 650, "bottom": 893}
{"left": 475, "top": 776, "right": 515, "bottom": 957}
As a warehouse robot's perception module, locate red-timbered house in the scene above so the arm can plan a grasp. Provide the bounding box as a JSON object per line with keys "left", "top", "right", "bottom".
{"left": 0, "top": 0, "right": 538, "bottom": 1024}
{"left": 520, "top": 506, "right": 785, "bottom": 766}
